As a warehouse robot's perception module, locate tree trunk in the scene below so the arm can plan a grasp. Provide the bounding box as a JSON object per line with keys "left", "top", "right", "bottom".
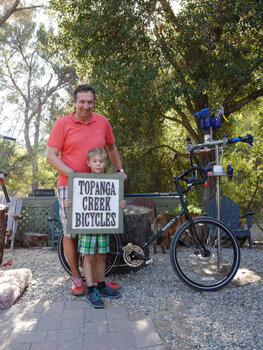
{"left": 117, "top": 204, "right": 152, "bottom": 273}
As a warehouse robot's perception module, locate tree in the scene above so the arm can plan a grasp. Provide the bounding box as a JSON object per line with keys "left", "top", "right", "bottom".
{"left": 0, "top": 18, "right": 78, "bottom": 193}
{"left": 0, "top": 0, "right": 42, "bottom": 27}
{"left": 49, "top": 0, "right": 263, "bottom": 207}
{"left": 221, "top": 102, "right": 263, "bottom": 216}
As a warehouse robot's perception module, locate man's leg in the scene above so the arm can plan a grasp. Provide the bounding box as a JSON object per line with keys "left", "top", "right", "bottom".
{"left": 63, "top": 235, "right": 80, "bottom": 277}
{"left": 58, "top": 186, "right": 85, "bottom": 295}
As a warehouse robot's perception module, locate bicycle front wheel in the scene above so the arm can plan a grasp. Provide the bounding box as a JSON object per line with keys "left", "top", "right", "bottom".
{"left": 170, "top": 217, "right": 240, "bottom": 291}
{"left": 58, "top": 233, "right": 122, "bottom": 277}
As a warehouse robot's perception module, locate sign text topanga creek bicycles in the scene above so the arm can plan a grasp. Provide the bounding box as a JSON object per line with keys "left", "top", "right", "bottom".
{"left": 67, "top": 173, "right": 124, "bottom": 234}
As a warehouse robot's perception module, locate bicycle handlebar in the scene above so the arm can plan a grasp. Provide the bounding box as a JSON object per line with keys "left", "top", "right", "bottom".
{"left": 174, "top": 163, "right": 213, "bottom": 193}
{"left": 187, "top": 134, "right": 253, "bottom": 152}
{"left": 228, "top": 134, "right": 253, "bottom": 145}
{"left": 0, "top": 134, "right": 16, "bottom": 141}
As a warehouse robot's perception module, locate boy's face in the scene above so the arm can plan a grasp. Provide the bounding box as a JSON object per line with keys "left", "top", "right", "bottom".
{"left": 87, "top": 155, "right": 106, "bottom": 173}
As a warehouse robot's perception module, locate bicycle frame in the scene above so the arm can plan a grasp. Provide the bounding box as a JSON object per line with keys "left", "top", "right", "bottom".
{"left": 124, "top": 184, "right": 201, "bottom": 252}
{"left": 141, "top": 209, "right": 185, "bottom": 250}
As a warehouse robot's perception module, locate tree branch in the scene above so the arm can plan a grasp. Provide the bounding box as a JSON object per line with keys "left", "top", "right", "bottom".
{"left": 3, "top": 49, "right": 27, "bottom": 102}
{"left": 158, "top": 0, "right": 177, "bottom": 24}
{"left": 223, "top": 82, "right": 243, "bottom": 108}
{"left": 0, "top": 0, "right": 20, "bottom": 27}
{"left": 225, "top": 88, "right": 263, "bottom": 116}
{"left": 0, "top": 1, "right": 42, "bottom": 27}
{"left": 141, "top": 144, "right": 188, "bottom": 159}
{"left": 173, "top": 106, "right": 199, "bottom": 141}
{"left": 185, "top": 96, "right": 195, "bottom": 115}
{"left": 15, "top": 6, "right": 42, "bottom": 12}
{"left": 243, "top": 180, "right": 259, "bottom": 215}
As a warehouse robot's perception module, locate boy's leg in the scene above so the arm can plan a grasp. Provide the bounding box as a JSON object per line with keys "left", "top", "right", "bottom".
{"left": 96, "top": 235, "right": 121, "bottom": 299}
{"left": 83, "top": 254, "right": 94, "bottom": 287}
{"left": 96, "top": 253, "right": 106, "bottom": 282}
{"left": 81, "top": 236, "right": 104, "bottom": 308}
{"left": 92, "top": 245, "right": 121, "bottom": 290}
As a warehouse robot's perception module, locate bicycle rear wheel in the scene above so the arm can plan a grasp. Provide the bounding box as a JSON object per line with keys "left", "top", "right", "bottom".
{"left": 58, "top": 233, "right": 122, "bottom": 277}
{"left": 170, "top": 217, "right": 240, "bottom": 291}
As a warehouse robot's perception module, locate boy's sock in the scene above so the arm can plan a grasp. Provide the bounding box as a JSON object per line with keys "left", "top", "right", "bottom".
{"left": 97, "top": 281, "right": 106, "bottom": 290}
{"left": 87, "top": 285, "right": 95, "bottom": 293}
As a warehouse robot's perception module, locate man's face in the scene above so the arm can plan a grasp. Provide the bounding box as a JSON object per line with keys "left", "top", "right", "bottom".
{"left": 74, "top": 91, "right": 95, "bottom": 120}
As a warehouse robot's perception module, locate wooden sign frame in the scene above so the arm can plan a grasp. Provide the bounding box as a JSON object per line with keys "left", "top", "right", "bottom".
{"left": 67, "top": 173, "right": 124, "bottom": 234}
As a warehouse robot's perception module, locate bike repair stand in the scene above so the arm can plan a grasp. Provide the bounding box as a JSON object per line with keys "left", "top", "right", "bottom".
{"left": 194, "top": 107, "right": 228, "bottom": 270}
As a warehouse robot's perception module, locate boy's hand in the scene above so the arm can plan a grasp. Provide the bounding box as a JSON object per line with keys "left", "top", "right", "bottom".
{"left": 119, "top": 200, "right": 126, "bottom": 209}
{"left": 64, "top": 198, "right": 72, "bottom": 208}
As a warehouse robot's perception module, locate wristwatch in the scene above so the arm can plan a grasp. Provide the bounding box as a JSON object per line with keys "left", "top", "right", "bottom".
{"left": 116, "top": 168, "right": 124, "bottom": 173}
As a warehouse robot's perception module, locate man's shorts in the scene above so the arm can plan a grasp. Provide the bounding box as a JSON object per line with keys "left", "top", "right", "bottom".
{"left": 57, "top": 186, "right": 77, "bottom": 239}
{"left": 78, "top": 234, "right": 110, "bottom": 255}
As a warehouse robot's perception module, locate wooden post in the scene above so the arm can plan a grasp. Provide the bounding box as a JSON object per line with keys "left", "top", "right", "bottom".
{"left": 0, "top": 205, "right": 8, "bottom": 265}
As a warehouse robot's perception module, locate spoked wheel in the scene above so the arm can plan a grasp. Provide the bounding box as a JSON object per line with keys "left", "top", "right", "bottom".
{"left": 170, "top": 217, "right": 240, "bottom": 291}
{"left": 58, "top": 233, "right": 122, "bottom": 277}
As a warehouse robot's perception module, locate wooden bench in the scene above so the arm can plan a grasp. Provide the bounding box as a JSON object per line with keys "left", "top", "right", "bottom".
{"left": 208, "top": 195, "right": 254, "bottom": 249}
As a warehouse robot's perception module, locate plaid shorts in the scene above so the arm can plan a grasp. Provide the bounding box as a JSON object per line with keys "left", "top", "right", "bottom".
{"left": 57, "top": 186, "right": 77, "bottom": 239}
{"left": 78, "top": 234, "right": 110, "bottom": 255}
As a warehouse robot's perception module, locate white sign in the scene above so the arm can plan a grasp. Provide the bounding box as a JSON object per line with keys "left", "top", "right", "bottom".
{"left": 67, "top": 173, "right": 124, "bottom": 234}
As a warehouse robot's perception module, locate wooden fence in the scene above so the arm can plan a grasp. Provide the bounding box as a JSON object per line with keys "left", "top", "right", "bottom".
{"left": 13, "top": 194, "right": 181, "bottom": 243}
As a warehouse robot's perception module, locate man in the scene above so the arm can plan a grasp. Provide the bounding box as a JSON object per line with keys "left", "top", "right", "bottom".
{"left": 46, "top": 84, "right": 126, "bottom": 295}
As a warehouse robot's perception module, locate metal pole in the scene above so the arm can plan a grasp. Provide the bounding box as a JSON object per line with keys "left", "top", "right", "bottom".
{"left": 215, "top": 145, "right": 222, "bottom": 270}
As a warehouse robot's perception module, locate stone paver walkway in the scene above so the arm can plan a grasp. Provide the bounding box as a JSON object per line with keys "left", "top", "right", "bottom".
{"left": 0, "top": 301, "right": 165, "bottom": 350}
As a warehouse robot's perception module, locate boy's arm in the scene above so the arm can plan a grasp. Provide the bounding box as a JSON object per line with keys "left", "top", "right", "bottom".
{"left": 119, "top": 200, "right": 126, "bottom": 209}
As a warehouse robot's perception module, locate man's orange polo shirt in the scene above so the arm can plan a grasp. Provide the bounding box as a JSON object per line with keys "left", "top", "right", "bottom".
{"left": 47, "top": 111, "right": 115, "bottom": 186}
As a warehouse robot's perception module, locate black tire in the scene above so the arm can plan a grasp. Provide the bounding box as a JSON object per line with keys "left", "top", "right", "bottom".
{"left": 170, "top": 216, "right": 240, "bottom": 291}
{"left": 58, "top": 233, "right": 122, "bottom": 277}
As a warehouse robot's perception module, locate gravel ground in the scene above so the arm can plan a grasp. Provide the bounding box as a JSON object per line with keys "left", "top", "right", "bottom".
{"left": 2, "top": 244, "right": 263, "bottom": 350}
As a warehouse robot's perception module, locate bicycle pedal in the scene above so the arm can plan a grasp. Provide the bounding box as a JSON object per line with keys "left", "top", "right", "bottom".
{"left": 146, "top": 257, "right": 154, "bottom": 265}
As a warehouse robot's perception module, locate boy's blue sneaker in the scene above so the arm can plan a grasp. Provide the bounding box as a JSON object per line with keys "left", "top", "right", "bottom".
{"left": 98, "top": 285, "right": 121, "bottom": 299}
{"left": 84, "top": 288, "right": 104, "bottom": 308}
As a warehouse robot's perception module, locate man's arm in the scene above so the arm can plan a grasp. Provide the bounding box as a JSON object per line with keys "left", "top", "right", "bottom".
{"left": 106, "top": 143, "right": 127, "bottom": 178}
{"left": 46, "top": 145, "right": 74, "bottom": 177}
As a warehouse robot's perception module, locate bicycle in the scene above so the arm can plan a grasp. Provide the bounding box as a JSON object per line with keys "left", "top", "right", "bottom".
{"left": 58, "top": 134, "right": 253, "bottom": 292}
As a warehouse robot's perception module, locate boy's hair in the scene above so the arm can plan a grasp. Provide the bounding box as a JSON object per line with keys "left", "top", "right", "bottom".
{"left": 74, "top": 84, "right": 96, "bottom": 101}
{"left": 87, "top": 147, "right": 107, "bottom": 161}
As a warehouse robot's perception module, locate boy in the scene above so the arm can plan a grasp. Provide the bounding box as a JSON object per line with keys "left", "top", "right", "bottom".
{"left": 65, "top": 147, "right": 125, "bottom": 308}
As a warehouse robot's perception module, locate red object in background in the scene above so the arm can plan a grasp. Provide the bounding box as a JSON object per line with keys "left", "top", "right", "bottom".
{"left": 3, "top": 259, "right": 13, "bottom": 267}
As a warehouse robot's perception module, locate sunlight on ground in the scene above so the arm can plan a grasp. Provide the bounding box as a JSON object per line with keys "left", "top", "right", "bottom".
{"left": 135, "top": 319, "right": 150, "bottom": 331}
{"left": 233, "top": 268, "right": 262, "bottom": 286}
